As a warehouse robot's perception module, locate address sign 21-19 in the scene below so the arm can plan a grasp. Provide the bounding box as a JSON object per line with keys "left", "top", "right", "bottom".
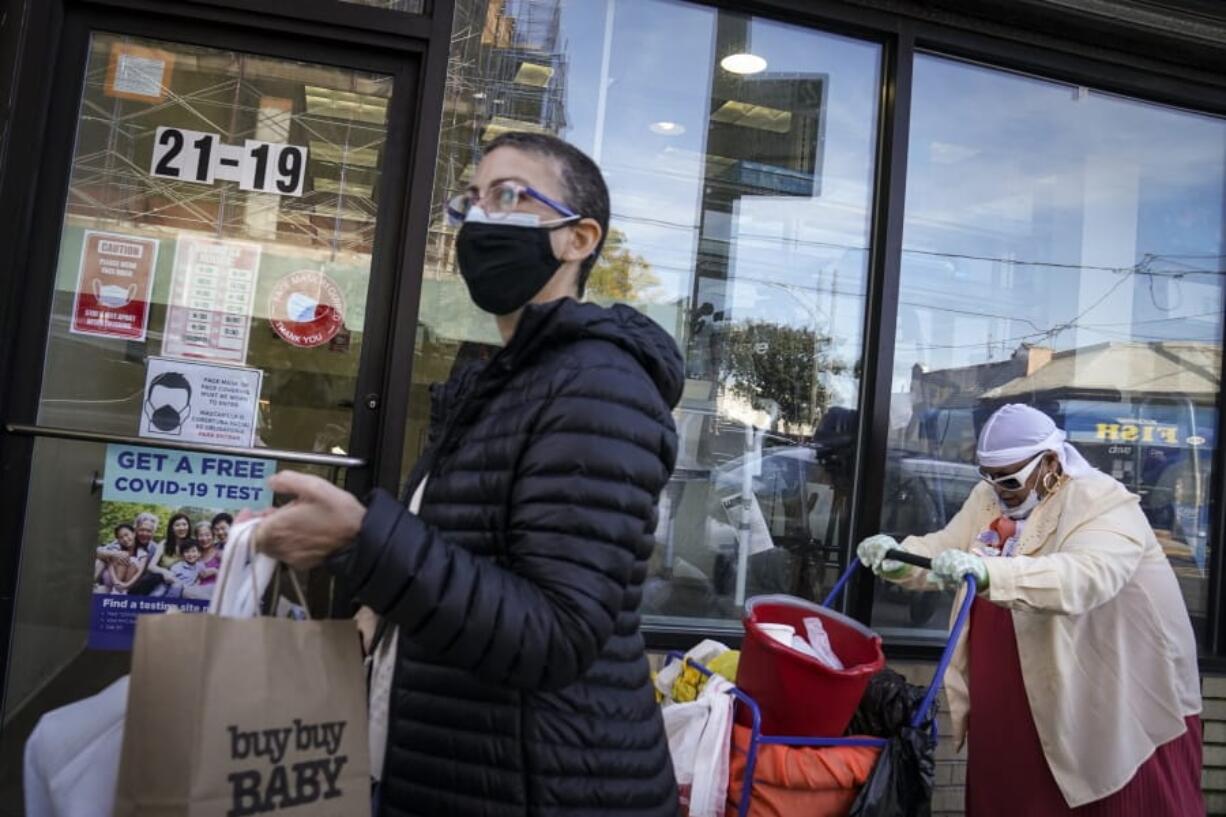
{"left": 149, "top": 126, "right": 308, "bottom": 197}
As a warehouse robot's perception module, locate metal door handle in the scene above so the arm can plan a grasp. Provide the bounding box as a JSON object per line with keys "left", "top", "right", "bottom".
{"left": 4, "top": 423, "right": 367, "bottom": 469}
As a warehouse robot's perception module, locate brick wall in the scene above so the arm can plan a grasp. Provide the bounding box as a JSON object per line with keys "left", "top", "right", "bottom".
{"left": 1204, "top": 675, "right": 1226, "bottom": 815}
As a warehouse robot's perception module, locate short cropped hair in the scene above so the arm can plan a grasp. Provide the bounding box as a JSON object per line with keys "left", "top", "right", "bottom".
{"left": 484, "top": 131, "right": 610, "bottom": 297}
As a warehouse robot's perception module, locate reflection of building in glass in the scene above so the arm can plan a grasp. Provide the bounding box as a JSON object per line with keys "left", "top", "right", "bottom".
{"left": 68, "top": 41, "right": 390, "bottom": 256}
{"left": 45, "top": 36, "right": 393, "bottom": 452}
{"left": 684, "top": 12, "right": 830, "bottom": 453}
{"left": 408, "top": 0, "right": 570, "bottom": 456}
{"left": 425, "top": 0, "right": 568, "bottom": 286}
{"left": 903, "top": 340, "right": 1219, "bottom": 591}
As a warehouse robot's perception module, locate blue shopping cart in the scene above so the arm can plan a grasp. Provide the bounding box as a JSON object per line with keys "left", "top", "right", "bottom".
{"left": 666, "top": 549, "right": 975, "bottom": 817}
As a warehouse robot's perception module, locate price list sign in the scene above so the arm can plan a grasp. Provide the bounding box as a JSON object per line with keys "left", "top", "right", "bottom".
{"left": 162, "top": 236, "right": 261, "bottom": 365}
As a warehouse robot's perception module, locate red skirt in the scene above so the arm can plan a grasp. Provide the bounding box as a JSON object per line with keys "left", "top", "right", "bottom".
{"left": 965, "top": 597, "right": 1203, "bottom": 817}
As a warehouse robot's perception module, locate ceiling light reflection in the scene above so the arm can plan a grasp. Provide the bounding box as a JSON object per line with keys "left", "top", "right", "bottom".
{"left": 720, "top": 53, "right": 767, "bottom": 75}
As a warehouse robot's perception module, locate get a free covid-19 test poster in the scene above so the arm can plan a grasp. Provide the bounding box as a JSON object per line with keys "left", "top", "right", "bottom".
{"left": 89, "top": 443, "right": 273, "bottom": 650}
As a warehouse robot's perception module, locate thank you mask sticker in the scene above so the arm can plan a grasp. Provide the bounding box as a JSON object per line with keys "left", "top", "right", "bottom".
{"left": 268, "top": 270, "right": 346, "bottom": 349}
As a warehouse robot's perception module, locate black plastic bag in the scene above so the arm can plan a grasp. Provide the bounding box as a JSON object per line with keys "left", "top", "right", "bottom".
{"left": 848, "top": 668, "right": 928, "bottom": 737}
{"left": 846, "top": 670, "right": 936, "bottom": 817}
{"left": 847, "top": 725, "right": 935, "bottom": 817}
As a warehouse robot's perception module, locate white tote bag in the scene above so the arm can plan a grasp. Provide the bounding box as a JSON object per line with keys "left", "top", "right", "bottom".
{"left": 23, "top": 520, "right": 275, "bottom": 817}
{"left": 662, "top": 676, "right": 734, "bottom": 817}
{"left": 23, "top": 676, "right": 129, "bottom": 817}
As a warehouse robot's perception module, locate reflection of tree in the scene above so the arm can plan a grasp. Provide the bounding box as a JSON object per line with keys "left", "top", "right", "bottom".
{"left": 720, "top": 320, "right": 845, "bottom": 429}
{"left": 586, "top": 228, "right": 660, "bottom": 303}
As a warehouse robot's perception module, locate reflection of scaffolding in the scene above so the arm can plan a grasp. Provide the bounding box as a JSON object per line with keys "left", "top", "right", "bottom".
{"left": 68, "top": 44, "right": 391, "bottom": 258}
{"left": 425, "top": 0, "right": 568, "bottom": 279}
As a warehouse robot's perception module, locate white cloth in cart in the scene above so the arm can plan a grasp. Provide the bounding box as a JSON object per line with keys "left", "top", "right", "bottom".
{"left": 23, "top": 520, "right": 274, "bottom": 817}
{"left": 663, "top": 675, "right": 734, "bottom": 817}
{"left": 23, "top": 676, "right": 129, "bottom": 817}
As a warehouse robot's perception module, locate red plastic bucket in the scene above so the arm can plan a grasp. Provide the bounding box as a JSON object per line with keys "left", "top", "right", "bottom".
{"left": 737, "top": 594, "right": 885, "bottom": 737}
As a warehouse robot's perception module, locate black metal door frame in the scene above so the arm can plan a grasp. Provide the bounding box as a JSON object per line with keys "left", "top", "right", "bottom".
{"left": 0, "top": 0, "right": 452, "bottom": 697}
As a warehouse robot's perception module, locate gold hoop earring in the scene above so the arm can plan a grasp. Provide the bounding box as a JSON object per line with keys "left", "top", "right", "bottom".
{"left": 1042, "top": 471, "right": 1059, "bottom": 493}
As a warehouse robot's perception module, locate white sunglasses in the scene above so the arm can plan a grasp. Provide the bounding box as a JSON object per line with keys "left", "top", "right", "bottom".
{"left": 978, "top": 452, "right": 1045, "bottom": 491}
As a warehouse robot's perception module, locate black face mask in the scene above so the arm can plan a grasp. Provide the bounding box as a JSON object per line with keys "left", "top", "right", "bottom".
{"left": 456, "top": 221, "right": 563, "bottom": 315}
{"left": 148, "top": 401, "right": 189, "bottom": 432}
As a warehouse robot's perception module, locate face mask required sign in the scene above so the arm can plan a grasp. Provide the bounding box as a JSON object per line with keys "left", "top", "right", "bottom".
{"left": 139, "top": 356, "right": 263, "bottom": 449}
{"left": 70, "top": 230, "right": 159, "bottom": 341}
{"left": 89, "top": 443, "right": 274, "bottom": 650}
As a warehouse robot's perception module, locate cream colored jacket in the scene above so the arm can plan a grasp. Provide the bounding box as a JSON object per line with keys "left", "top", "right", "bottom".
{"left": 896, "top": 472, "right": 1201, "bottom": 807}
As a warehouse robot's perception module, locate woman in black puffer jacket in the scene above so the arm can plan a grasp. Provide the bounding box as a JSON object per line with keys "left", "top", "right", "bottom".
{"left": 255, "top": 132, "right": 681, "bottom": 817}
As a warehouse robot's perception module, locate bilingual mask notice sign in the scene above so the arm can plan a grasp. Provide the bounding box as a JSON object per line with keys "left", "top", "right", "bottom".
{"left": 70, "top": 231, "right": 159, "bottom": 341}
{"left": 268, "top": 270, "right": 346, "bottom": 349}
{"left": 139, "top": 356, "right": 263, "bottom": 449}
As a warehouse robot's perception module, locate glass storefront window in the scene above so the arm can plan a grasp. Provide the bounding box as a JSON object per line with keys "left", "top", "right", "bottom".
{"left": 405, "top": 0, "right": 882, "bottom": 632}
{"left": 875, "top": 53, "right": 1226, "bottom": 642}
{"left": 38, "top": 33, "right": 393, "bottom": 456}
{"left": 336, "top": 0, "right": 425, "bottom": 12}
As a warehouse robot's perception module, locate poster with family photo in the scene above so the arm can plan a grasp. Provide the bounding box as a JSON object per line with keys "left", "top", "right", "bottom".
{"left": 89, "top": 443, "right": 273, "bottom": 650}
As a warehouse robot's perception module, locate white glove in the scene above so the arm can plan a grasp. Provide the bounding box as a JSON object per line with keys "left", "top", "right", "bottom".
{"left": 856, "top": 534, "right": 910, "bottom": 579}
{"left": 926, "top": 549, "right": 989, "bottom": 592}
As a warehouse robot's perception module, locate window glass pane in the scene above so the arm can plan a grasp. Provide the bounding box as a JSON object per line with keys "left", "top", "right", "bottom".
{"left": 336, "top": 0, "right": 424, "bottom": 12}
{"left": 406, "top": 0, "right": 881, "bottom": 631}
{"left": 38, "top": 33, "right": 392, "bottom": 455}
{"left": 876, "top": 53, "right": 1225, "bottom": 642}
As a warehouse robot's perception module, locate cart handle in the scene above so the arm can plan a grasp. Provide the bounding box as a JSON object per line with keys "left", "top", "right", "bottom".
{"left": 882, "top": 549, "right": 933, "bottom": 570}
{"left": 821, "top": 548, "right": 931, "bottom": 609}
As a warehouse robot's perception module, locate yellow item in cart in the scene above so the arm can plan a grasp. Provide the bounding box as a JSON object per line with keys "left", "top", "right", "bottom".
{"left": 672, "top": 661, "right": 706, "bottom": 703}
{"left": 655, "top": 639, "right": 733, "bottom": 703}
{"left": 671, "top": 650, "right": 741, "bottom": 702}
{"left": 708, "top": 649, "right": 740, "bottom": 684}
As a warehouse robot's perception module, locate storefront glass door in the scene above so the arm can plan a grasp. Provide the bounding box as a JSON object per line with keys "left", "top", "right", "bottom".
{"left": 0, "top": 24, "right": 412, "bottom": 811}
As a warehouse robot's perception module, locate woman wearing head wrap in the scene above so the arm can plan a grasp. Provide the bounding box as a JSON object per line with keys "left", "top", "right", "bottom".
{"left": 858, "top": 403, "right": 1202, "bottom": 816}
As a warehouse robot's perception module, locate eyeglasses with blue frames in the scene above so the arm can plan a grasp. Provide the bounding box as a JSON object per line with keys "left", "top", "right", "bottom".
{"left": 445, "top": 180, "right": 581, "bottom": 227}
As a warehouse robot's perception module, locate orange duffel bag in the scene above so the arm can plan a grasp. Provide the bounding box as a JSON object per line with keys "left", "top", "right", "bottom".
{"left": 725, "top": 723, "right": 880, "bottom": 817}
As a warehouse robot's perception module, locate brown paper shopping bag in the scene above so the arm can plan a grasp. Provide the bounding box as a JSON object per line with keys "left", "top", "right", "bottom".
{"left": 114, "top": 538, "right": 369, "bottom": 817}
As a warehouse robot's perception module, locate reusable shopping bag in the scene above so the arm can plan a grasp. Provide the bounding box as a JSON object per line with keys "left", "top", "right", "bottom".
{"left": 113, "top": 520, "right": 371, "bottom": 817}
